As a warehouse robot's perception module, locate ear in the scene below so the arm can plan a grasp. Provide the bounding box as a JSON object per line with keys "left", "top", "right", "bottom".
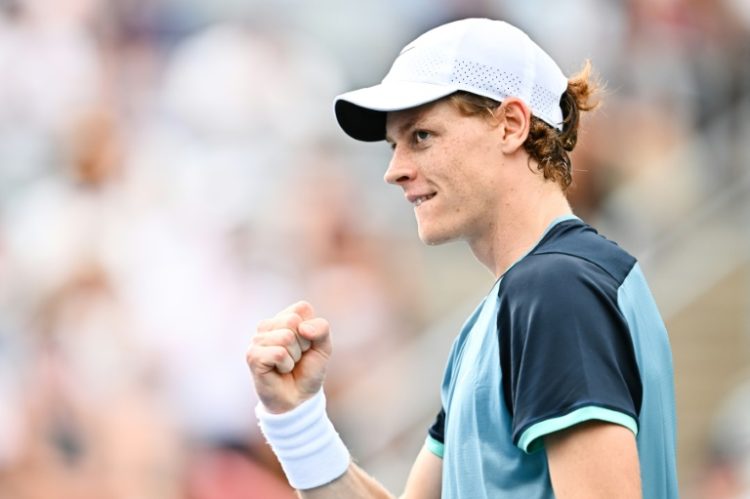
{"left": 495, "top": 98, "right": 531, "bottom": 154}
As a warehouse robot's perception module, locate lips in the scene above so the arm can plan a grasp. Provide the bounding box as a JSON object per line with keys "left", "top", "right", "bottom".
{"left": 407, "top": 192, "right": 437, "bottom": 206}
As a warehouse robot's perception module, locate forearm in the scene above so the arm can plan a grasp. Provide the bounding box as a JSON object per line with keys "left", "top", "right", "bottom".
{"left": 298, "top": 463, "right": 395, "bottom": 499}
{"left": 258, "top": 396, "right": 441, "bottom": 499}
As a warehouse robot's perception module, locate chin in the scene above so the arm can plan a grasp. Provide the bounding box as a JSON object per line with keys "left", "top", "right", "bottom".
{"left": 417, "top": 225, "right": 457, "bottom": 246}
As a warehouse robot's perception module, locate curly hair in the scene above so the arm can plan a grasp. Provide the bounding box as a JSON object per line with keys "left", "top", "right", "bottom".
{"left": 448, "top": 61, "right": 600, "bottom": 190}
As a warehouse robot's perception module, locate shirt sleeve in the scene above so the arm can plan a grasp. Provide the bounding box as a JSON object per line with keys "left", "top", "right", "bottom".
{"left": 426, "top": 408, "right": 445, "bottom": 458}
{"left": 498, "top": 253, "right": 642, "bottom": 453}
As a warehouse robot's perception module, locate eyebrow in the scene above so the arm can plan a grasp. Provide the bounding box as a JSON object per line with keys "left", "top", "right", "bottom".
{"left": 385, "top": 112, "right": 425, "bottom": 144}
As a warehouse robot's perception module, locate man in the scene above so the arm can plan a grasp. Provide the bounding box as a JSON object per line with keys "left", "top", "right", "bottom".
{"left": 247, "top": 18, "right": 678, "bottom": 498}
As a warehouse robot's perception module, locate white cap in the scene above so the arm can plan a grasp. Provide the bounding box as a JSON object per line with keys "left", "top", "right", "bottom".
{"left": 334, "top": 18, "right": 568, "bottom": 141}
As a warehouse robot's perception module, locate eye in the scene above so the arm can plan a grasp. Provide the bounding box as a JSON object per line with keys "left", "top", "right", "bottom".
{"left": 414, "top": 130, "right": 431, "bottom": 143}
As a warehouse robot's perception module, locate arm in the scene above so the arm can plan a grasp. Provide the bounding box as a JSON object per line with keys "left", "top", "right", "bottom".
{"left": 247, "top": 301, "right": 441, "bottom": 499}
{"left": 300, "top": 444, "right": 442, "bottom": 499}
{"left": 545, "top": 421, "right": 642, "bottom": 499}
{"left": 400, "top": 444, "right": 443, "bottom": 499}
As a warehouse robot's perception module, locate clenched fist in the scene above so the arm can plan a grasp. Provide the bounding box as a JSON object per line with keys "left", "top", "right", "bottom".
{"left": 247, "top": 301, "right": 332, "bottom": 414}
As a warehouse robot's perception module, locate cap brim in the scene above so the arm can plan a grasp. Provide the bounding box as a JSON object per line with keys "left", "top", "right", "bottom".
{"left": 334, "top": 81, "right": 457, "bottom": 142}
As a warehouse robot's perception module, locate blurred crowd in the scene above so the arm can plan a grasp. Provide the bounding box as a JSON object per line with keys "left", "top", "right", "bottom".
{"left": 0, "top": 0, "right": 748, "bottom": 497}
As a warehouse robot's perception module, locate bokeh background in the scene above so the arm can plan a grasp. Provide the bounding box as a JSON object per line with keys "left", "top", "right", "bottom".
{"left": 0, "top": 0, "right": 749, "bottom": 497}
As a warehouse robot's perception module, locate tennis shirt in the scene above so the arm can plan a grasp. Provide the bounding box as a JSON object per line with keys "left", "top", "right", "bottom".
{"left": 426, "top": 215, "right": 678, "bottom": 498}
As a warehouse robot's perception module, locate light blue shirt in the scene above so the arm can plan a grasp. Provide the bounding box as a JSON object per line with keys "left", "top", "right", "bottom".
{"left": 428, "top": 218, "right": 678, "bottom": 498}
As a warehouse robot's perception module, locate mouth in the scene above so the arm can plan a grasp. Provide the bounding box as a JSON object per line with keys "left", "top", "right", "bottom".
{"left": 410, "top": 193, "right": 436, "bottom": 207}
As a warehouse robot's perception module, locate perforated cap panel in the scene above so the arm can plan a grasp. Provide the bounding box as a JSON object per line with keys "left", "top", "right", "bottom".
{"left": 334, "top": 18, "right": 569, "bottom": 141}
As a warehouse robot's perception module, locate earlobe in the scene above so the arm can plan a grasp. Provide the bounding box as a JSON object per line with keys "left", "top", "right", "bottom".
{"left": 498, "top": 99, "right": 531, "bottom": 154}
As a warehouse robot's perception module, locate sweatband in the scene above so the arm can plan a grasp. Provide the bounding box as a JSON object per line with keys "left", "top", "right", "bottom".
{"left": 255, "top": 391, "right": 351, "bottom": 490}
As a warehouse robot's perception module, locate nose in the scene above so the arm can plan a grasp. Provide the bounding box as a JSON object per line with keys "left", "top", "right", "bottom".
{"left": 383, "top": 149, "right": 416, "bottom": 186}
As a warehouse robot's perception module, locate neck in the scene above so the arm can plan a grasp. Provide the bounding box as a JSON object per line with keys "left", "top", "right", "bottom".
{"left": 468, "top": 180, "right": 573, "bottom": 279}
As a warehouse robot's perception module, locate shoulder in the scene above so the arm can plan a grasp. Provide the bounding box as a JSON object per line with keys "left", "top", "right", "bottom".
{"left": 500, "top": 219, "right": 636, "bottom": 300}
{"left": 497, "top": 222, "right": 644, "bottom": 452}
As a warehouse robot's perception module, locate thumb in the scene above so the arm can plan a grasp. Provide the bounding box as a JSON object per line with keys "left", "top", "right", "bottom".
{"left": 298, "top": 318, "right": 332, "bottom": 356}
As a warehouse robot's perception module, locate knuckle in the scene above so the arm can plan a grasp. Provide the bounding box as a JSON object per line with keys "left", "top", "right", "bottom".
{"left": 245, "top": 348, "right": 259, "bottom": 366}
{"left": 297, "top": 299, "right": 312, "bottom": 309}
{"left": 256, "top": 318, "right": 273, "bottom": 332}
{"left": 281, "top": 313, "right": 301, "bottom": 330}
{"left": 278, "top": 328, "right": 296, "bottom": 346}
{"left": 296, "top": 300, "right": 314, "bottom": 316}
{"left": 271, "top": 348, "right": 287, "bottom": 363}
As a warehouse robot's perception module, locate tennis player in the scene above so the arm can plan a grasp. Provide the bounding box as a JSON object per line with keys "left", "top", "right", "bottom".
{"left": 247, "top": 18, "right": 678, "bottom": 498}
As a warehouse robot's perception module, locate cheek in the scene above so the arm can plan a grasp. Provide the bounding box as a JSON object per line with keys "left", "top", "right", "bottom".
{"left": 450, "top": 156, "right": 497, "bottom": 199}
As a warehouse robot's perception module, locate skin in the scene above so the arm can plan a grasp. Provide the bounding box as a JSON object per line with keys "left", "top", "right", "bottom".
{"left": 383, "top": 97, "right": 572, "bottom": 278}
{"left": 247, "top": 97, "right": 642, "bottom": 498}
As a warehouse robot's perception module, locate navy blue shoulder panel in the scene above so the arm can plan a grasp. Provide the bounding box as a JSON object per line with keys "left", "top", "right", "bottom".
{"left": 497, "top": 219, "right": 642, "bottom": 446}
{"left": 532, "top": 219, "right": 636, "bottom": 282}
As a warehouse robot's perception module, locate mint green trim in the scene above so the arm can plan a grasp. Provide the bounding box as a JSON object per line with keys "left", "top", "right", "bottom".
{"left": 425, "top": 435, "right": 444, "bottom": 459}
{"left": 548, "top": 213, "right": 580, "bottom": 226}
{"left": 518, "top": 406, "right": 638, "bottom": 454}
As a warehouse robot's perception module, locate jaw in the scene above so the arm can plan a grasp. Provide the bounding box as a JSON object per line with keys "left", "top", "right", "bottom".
{"left": 413, "top": 194, "right": 465, "bottom": 245}
{"left": 416, "top": 217, "right": 460, "bottom": 246}
{"left": 416, "top": 202, "right": 496, "bottom": 249}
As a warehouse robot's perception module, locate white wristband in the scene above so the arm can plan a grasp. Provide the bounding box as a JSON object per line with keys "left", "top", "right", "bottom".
{"left": 255, "top": 391, "right": 350, "bottom": 490}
